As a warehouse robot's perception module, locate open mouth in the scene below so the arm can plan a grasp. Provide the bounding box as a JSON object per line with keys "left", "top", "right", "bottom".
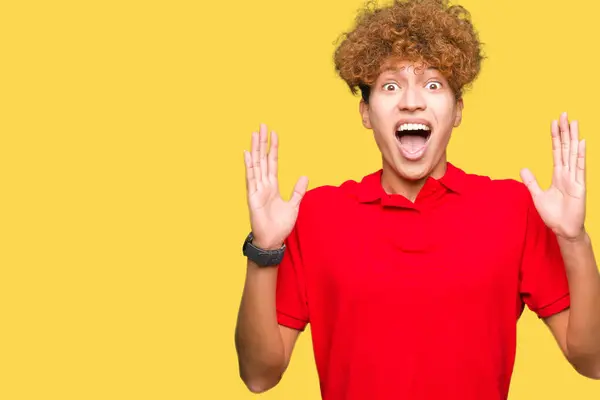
{"left": 395, "top": 122, "right": 432, "bottom": 159}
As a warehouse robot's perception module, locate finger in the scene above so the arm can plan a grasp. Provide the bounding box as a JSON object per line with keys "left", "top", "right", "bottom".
{"left": 244, "top": 150, "right": 257, "bottom": 195}
{"left": 520, "top": 168, "right": 543, "bottom": 199}
{"left": 559, "top": 112, "right": 570, "bottom": 168}
{"left": 251, "top": 131, "right": 262, "bottom": 187}
{"left": 551, "top": 120, "right": 561, "bottom": 170}
{"left": 569, "top": 119, "right": 579, "bottom": 179}
{"left": 576, "top": 139, "right": 586, "bottom": 185}
{"left": 268, "top": 131, "right": 279, "bottom": 182}
{"left": 259, "top": 123, "right": 269, "bottom": 182}
{"left": 289, "top": 176, "right": 309, "bottom": 208}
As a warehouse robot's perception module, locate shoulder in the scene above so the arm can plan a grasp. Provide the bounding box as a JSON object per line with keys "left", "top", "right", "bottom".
{"left": 461, "top": 169, "right": 532, "bottom": 206}
{"left": 455, "top": 167, "right": 536, "bottom": 226}
{"left": 294, "top": 175, "right": 366, "bottom": 222}
{"left": 298, "top": 177, "right": 360, "bottom": 209}
{"left": 454, "top": 169, "right": 540, "bottom": 240}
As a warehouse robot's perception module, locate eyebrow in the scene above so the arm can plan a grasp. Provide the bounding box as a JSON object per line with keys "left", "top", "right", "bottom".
{"left": 380, "top": 66, "right": 440, "bottom": 79}
{"left": 383, "top": 66, "right": 438, "bottom": 73}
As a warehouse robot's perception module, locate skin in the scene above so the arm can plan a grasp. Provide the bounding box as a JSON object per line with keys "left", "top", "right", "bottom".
{"left": 521, "top": 113, "right": 600, "bottom": 379}
{"left": 236, "top": 125, "right": 306, "bottom": 393}
{"left": 359, "top": 61, "right": 463, "bottom": 202}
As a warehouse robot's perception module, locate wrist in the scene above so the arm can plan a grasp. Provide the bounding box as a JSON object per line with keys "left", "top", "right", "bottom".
{"left": 242, "top": 232, "right": 286, "bottom": 267}
{"left": 557, "top": 228, "right": 589, "bottom": 244}
{"left": 246, "top": 258, "right": 279, "bottom": 272}
{"left": 251, "top": 237, "right": 284, "bottom": 250}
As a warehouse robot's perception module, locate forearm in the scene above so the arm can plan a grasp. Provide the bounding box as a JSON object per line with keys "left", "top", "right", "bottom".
{"left": 560, "top": 231, "right": 600, "bottom": 376}
{"left": 235, "top": 260, "right": 285, "bottom": 390}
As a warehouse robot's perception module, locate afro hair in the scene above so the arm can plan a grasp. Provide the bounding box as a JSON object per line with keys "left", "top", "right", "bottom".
{"left": 334, "top": 0, "right": 485, "bottom": 102}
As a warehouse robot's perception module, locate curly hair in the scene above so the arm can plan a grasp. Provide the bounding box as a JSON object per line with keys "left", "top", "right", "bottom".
{"left": 333, "top": 0, "right": 484, "bottom": 102}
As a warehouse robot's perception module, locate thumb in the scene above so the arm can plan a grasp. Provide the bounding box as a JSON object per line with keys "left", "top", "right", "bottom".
{"left": 520, "top": 168, "right": 543, "bottom": 199}
{"left": 289, "top": 176, "right": 309, "bottom": 208}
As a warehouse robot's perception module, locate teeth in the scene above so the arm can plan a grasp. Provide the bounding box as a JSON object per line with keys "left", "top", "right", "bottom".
{"left": 398, "top": 123, "right": 430, "bottom": 131}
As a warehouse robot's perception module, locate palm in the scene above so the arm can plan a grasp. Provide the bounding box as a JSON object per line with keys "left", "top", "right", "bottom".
{"left": 243, "top": 124, "right": 309, "bottom": 248}
{"left": 248, "top": 186, "right": 299, "bottom": 246}
{"left": 520, "top": 112, "right": 587, "bottom": 240}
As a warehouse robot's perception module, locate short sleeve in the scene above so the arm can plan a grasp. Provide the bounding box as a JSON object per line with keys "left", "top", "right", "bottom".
{"left": 275, "top": 222, "right": 309, "bottom": 331}
{"left": 519, "top": 190, "right": 571, "bottom": 319}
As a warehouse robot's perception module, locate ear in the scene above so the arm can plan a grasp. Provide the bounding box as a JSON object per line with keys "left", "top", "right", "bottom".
{"left": 359, "top": 99, "right": 372, "bottom": 129}
{"left": 453, "top": 98, "right": 464, "bottom": 127}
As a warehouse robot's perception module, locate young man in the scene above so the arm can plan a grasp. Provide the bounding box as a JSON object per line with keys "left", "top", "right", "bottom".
{"left": 235, "top": 0, "right": 600, "bottom": 399}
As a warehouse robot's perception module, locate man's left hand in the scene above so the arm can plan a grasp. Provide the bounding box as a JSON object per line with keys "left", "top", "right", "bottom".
{"left": 520, "top": 112, "right": 587, "bottom": 241}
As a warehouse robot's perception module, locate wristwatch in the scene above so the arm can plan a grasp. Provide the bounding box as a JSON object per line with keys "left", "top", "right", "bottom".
{"left": 242, "top": 232, "right": 286, "bottom": 267}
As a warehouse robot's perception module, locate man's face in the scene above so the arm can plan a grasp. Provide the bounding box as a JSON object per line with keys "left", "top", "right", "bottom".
{"left": 360, "top": 60, "right": 463, "bottom": 182}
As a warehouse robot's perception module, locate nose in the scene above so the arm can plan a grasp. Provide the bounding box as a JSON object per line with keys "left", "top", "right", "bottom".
{"left": 398, "top": 85, "right": 426, "bottom": 112}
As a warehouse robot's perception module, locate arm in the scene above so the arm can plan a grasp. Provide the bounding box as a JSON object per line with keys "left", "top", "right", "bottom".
{"left": 521, "top": 112, "right": 600, "bottom": 379}
{"left": 545, "top": 232, "right": 600, "bottom": 379}
{"left": 235, "top": 259, "right": 301, "bottom": 393}
{"left": 235, "top": 123, "right": 309, "bottom": 392}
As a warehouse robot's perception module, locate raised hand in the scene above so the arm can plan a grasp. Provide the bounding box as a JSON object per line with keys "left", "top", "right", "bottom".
{"left": 244, "top": 123, "right": 309, "bottom": 249}
{"left": 520, "top": 112, "right": 587, "bottom": 240}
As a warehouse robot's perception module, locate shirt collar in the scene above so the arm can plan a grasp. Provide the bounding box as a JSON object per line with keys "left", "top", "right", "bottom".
{"left": 357, "top": 162, "right": 466, "bottom": 205}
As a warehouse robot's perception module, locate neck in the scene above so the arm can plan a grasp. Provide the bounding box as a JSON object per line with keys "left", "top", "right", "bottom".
{"left": 380, "top": 155, "right": 448, "bottom": 202}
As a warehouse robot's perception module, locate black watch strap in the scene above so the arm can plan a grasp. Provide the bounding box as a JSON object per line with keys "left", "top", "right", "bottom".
{"left": 242, "top": 232, "right": 286, "bottom": 267}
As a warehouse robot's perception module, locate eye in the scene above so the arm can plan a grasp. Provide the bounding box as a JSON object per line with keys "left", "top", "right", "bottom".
{"left": 426, "top": 81, "right": 442, "bottom": 90}
{"left": 383, "top": 83, "right": 400, "bottom": 91}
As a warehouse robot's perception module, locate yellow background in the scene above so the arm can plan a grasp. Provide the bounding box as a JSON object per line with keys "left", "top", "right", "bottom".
{"left": 1, "top": 0, "right": 599, "bottom": 398}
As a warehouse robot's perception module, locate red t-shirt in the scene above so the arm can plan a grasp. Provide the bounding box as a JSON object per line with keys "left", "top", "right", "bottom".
{"left": 275, "top": 162, "right": 570, "bottom": 400}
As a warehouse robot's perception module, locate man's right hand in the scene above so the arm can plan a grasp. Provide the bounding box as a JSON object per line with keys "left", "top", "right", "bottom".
{"left": 244, "top": 123, "right": 309, "bottom": 250}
